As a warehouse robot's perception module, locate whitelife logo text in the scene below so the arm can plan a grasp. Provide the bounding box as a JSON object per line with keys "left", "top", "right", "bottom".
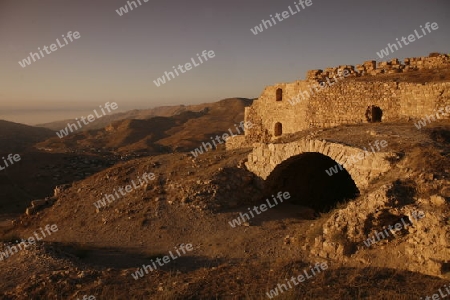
{"left": 153, "top": 50, "right": 215, "bottom": 87}
{"left": 251, "top": 0, "right": 313, "bottom": 35}
{"left": 266, "top": 262, "right": 328, "bottom": 298}
{"left": 325, "top": 140, "right": 388, "bottom": 176}
{"left": 93, "top": 172, "right": 155, "bottom": 210}
{"left": 115, "top": 0, "right": 149, "bottom": 16}
{"left": 376, "top": 22, "right": 439, "bottom": 58}
{"left": 55, "top": 102, "right": 119, "bottom": 138}
{"left": 18, "top": 31, "right": 81, "bottom": 68}
{"left": 0, "top": 154, "right": 21, "bottom": 172}
{"left": 229, "top": 192, "right": 290, "bottom": 228}
{"left": 414, "top": 105, "right": 450, "bottom": 129}
{"left": 131, "top": 243, "right": 194, "bottom": 280}
{"left": 0, "top": 224, "right": 59, "bottom": 262}
{"left": 191, "top": 121, "right": 253, "bottom": 158}
{"left": 363, "top": 211, "right": 425, "bottom": 247}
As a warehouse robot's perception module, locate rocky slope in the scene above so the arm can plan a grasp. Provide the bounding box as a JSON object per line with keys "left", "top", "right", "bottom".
{"left": 0, "top": 98, "right": 253, "bottom": 215}
{"left": 1, "top": 120, "right": 449, "bottom": 299}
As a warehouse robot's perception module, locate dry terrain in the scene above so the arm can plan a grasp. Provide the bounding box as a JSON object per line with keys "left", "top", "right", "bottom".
{"left": 0, "top": 115, "right": 449, "bottom": 299}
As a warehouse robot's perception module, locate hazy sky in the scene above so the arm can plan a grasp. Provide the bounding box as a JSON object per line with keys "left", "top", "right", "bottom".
{"left": 0, "top": 0, "right": 449, "bottom": 124}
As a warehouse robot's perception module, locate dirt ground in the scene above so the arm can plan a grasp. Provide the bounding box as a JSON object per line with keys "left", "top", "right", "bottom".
{"left": 1, "top": 120, "right": 449, "bottom": 300}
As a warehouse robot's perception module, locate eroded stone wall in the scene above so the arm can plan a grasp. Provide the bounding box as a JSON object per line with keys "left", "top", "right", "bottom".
{"left": 237, "top": 54, "right": 450, "bottom": 144}
{"left": 246, "top": 139, "right": 395, "bottom": 190}
{"left": 307, "top": 81, "right": 450, "bottom": 128}
{"left": 307, "top": 54, "right": 450, "bottom": 81}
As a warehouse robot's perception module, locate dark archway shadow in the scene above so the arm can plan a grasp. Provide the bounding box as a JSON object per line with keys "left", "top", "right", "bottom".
{"left": 264, "top": 152, "right": 360, "bottom": 212}
{"left": 365, "top": 105, "right": 383, "bottom": 123}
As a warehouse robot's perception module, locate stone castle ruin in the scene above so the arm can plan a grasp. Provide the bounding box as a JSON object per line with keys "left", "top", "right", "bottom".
{"left": 227, "top": 53, "right": 450, "bottom": 148}
{"left": 225, "top": 52, "right": 450, "bottom": 213}
{"left": 223, "top": 54, "right": 450, "bottom": 278}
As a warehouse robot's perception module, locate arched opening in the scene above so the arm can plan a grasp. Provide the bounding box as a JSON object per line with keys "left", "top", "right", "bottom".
{"left": 365, "top": 105, "right": 383, "bottom": 123}
{"left": 276, "top": 88, "right": 282, "bottom": 101}
{"left": 274, "top": 122, "right": 282, "bottom": 136}
{"left": 264, "top": 153, "right": 359, "bottom": 212}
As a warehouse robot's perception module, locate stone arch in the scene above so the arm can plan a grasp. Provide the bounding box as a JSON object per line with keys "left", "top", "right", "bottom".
{"left": 276, "top": 88, "right": 282, "bottom": 101}
{"left": 246, "top": 139, "right": 393, "bottom": 194}
{"left": 274, "top": 122, "right": 282, "bottom": 136}
{"left": 365, "top": 105, "right": 383, "bottom": 122}
{"left": 264, "top": 152, "right": 359, "bottom": 212}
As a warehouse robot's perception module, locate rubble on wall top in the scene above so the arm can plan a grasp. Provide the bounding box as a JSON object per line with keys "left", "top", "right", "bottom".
{"left": 305, "top": 53, "right": 450, "bottom": 82}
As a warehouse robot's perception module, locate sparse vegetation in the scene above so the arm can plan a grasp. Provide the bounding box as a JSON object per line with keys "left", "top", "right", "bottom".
{"left": 0, "top": 97, "right": 449, "bottom": 299}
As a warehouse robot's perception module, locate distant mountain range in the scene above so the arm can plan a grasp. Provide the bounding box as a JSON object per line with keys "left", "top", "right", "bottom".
{"left": 0, "top": 97, "right": 253, "bottom": 214}
{"left": 36, "top": 98, "right": 253, "bottom": 131}
{"left": 35, "top": 97, "right": 253, "bottom": 154}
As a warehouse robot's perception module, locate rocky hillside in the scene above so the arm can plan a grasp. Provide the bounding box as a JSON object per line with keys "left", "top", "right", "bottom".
{"left": 36, "top": 98, "right": 253, "bottom": 155}
{"left": 36, "top": 98, "right": 253, "bottom": 131}
{"left": 0, "top": 120, "right": 54, "bottom": 153}
{"left": 1, "top": 120, "right": 449, "bottom": 299}
{"left": 0, "top": 98, "right": 253, "bottom": 215}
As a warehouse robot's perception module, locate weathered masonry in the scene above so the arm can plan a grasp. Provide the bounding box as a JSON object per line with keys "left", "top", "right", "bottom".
{"left": 245, "top": 139, "right": 396, "bottom": 211}
{"left": 226, "top": 54, "right": 450, "bottom": 148}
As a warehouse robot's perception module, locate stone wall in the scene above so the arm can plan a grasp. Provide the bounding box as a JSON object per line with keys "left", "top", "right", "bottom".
{"left": 225, "top": 135, "right": 249, "bottom": 150}
{"left": 244, "top": 80, "right": 311, "bottom": 138}
{"left": 307, "top": 81, "right": 450, "bottom": 128}
{"left": 235, "top": 54, "right": 450, "bottom": 145}
{"left": 307, "top": 54, "right": 450, "bottom": 81}
{"left": 246, "top": 139, "right": 395, "bottom": 190}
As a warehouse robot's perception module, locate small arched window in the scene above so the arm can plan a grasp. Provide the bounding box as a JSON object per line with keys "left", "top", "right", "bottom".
{"left": 276, "top": 88, "right": 282, "bottom": 101}
{"left": 365, "top": 105, "right": 383, "bottom": 123}
{"left": 274, "top": 122, "right": 282, "bottom": 136}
